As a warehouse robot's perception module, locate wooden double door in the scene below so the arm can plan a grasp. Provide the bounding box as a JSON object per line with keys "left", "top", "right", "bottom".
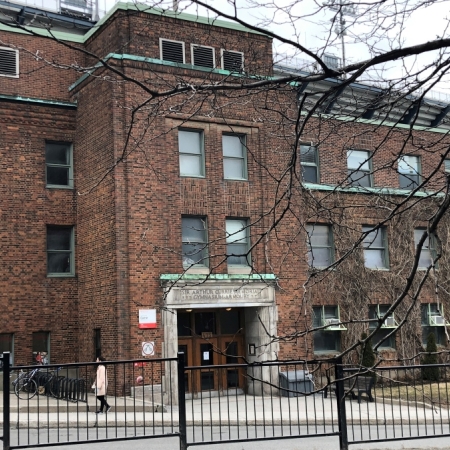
{"left": 178, "top": 309, "right": 245, "bottom": 394}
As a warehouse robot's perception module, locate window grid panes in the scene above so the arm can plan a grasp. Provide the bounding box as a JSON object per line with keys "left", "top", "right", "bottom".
{"left": 182, "top": 217, "right": 208, "bottom": 267}
{"left": 300, "top": 145, "right": 318, "bottom": 183}
{"left": 363, "top": 226, "right": 388, "bottom": 269}
{"left": 179, "top": 129, "right": 204, "bottom": 177}
{"left": 368, "top": 305, "right": 396, "bottom": 348}
{"left": 414, "top": 228, "right": 436, "bottom": 269}
{"left": 312, "top": 306, "right": 341, "bottom": 353}
{"left": 46, "top": 142, "right": 73, "bottom": 187}
{"left": 226, "top": 219, "right": 250, "bottom": 266}
{"left": 347, "top": 149, "right": 372, "bottom": 187}
{"left": 47, "top": 226, "right": 74, "bottom": 276}
{"left": 421, "top": 304, "right": 446, "bottom": 345}
{"left": 306, "top": 224, "right": 333, "bottom": 268}
{"left": 223, "top": 134, "right": 247, "bottom": 180}
{"left": 32, "top": 332, "right": 50, "bottom": 364}
{"left": 398, "top": 155, "right": 420, "bottom": 189}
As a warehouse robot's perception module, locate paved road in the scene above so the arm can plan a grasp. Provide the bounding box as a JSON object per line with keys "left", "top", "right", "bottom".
{"left": 15, "top": 427, "right": 450, "bottom": 450}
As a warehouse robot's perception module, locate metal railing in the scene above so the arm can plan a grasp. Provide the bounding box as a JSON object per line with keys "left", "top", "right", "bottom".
{"left": 3, "top": 352, "right": 450, "bottom": 449}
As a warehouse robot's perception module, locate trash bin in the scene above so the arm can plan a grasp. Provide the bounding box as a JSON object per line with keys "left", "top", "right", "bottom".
{"left": 279, "top": 370, "right": 314, "bottom": 397}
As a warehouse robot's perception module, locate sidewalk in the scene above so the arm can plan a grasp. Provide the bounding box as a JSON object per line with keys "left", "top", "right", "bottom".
{"left": 0, "top": 389, "right": 445, "bottom": 427}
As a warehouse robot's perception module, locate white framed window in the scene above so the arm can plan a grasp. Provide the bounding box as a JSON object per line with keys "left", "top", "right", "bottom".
{"left": 0, "top": 47, "right": 19, "bottom": 78}
{"left": 178, "top": 129, "right": 205, "bottom": 177}
{"left": 398, "top": 155, "right": 420, "bottom": 189}
{"left": 47, "top": 226, "right": 74, "bottom": 276}
{"left": 300, "top": 144, "right": 319, "bottom": 183}
{"left": 369, "top": 305, "right": 397, "bottom": 349}
{"left": 32, "top": 332, "right": 50, "bottom": 364}
{"left": 221, "top": 49, "right": 244, "bottom": 72}
{"left": 414, "top": 228, "right": 436, "bottom": 269}
{"left": 160, "top": 38, "right": 185, "bottom": 64}
{"left": 45, "top": 142, "right": 73, "bottom": 188}
{"left": 312, "top": 306, "right": 344, "bottom": 353}
{"left": 226, "top": 219, "right": 250, "bottom": 266}
{"left": 362, "top": 226, "right": 388, "bottom": 269}
{"left": 444, "top": 159, "right": 450, "bottom": 174}
{"left": 421, "top": 303, "right": 449, "bottom": 346}
{"left": 182, "top": 217, "right": 208, "bottom": 267}
{"left": 306, "top": 224, "right": 334, "bottom": 268}
{"left": 347, "top": 149, "right": 372, "bottom": 187}
{"left": 191, "top": 44, "right": 215, "bottom": 68}
{"left": 0, "top": 333, "right": 14, "bottom": 368}
{"left": 223, "top": 134, "right": 247, "bottom": 180}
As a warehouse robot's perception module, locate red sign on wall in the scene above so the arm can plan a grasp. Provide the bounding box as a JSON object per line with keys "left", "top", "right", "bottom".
{"left": 139, "top": 309, "right": 157, "bottom": 329}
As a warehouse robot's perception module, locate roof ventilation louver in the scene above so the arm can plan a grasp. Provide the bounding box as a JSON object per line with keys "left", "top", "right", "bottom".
{"left": 192, "top": 45, "right": 215, "bottom": 69}
{"left": 0, "top": 48, "right": 18, "bottom": 77}
{"left": 161, "top": 39, "right": 185, "bottom": 64}
{"left": 222, "top": 50, "right": 244, "bottom": 72}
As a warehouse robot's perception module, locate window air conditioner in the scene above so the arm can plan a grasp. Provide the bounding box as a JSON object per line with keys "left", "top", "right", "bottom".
{"left": 430, "top": 315, "right": 445, "bottom": 326}
{"left": 324, "top": 318, "right": 340, "bottom": 327}
{"left": 383, "top": 316, "right": 396, "bottom": 327}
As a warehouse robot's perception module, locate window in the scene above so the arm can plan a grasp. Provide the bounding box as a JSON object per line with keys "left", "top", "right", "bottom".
{"left": 221, "top": 49, "right": 244, "bottom": 72}
{"left": 160, "top": 39, "right": 185, "bottom": 64}
{"left": 306, "top": 224, "right": 334, "bottom": 268}
{"left": 178, "top": 129, "right": 204, "bottom": 177}
{"left": 191, "top": 45, "right": 215, "bottom": 68}
{"left": 362, "top": 226, "right": 388, "bottom": 269}
{"left": 369, "top": 305, "right": 397, "bottom": 349}
{"left": 312, "top": 306, "right": 344, "bottom": 353}
{"left": 32, "top": 332, "right": 50, "bottom": 364}
{"left": 94, "top": 329, "right": 101, "bottom": 360}
{"left": 223, "top": 134, "right": 247, "bottom": 180}
{"left": 347, "top": 150, "right": 372, "bottom": 187}
{"left": 414, "top": 228, "right": 436, "bottom": 269}
{"left": 0, "top": 333, "right": 14, "bottom": 368}
{"left": 398, "top": 155, "right": 420, "bottom": 189}
{"left": 46, "top": 142, "right": 73, "bottom": 188}
{"left": 445, "top": 159, "right": 450, "bottom": 174}
{"left": 47, "top": 226, "right": 74, "bottom": 276}
{"left": 226, "top": 219, "right": 250, "bottom": 266}
{"left": 0, "top": 47, "right": 19, "bottom": 78}
{"left": 182, "top": 217, "right": 208, "bottom": 267}
{"left": 300, "top": 145, "right": 319, "bottom": 183}
{"left": 421, "top": 303, "right": 448, "bottom": 346}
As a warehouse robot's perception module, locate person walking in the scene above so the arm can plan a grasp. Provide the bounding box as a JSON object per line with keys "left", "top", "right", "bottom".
{"left": 93, "top": 356, "right": 111, "bottom": 414}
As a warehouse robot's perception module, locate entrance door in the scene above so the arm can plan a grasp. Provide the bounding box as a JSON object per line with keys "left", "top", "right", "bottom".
{"left": 178, "top": 309, "right": 245, "bottom": 394}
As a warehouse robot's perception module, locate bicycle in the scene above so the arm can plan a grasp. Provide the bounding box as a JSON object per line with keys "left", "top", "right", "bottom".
{"left": 36, "top": 366, "right": 63, "bottom": 397}
{"left": 12, "top": 367, "right": 41, "bottom": 400}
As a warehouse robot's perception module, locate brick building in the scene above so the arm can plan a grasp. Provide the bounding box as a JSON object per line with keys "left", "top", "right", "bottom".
{"left": 2, "top": 0, "right": 450, "bottom": 393}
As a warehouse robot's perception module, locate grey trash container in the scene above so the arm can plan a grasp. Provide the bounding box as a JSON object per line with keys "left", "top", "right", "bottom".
{"left": 279, "top": 370, "right": 313, "bottom": 397}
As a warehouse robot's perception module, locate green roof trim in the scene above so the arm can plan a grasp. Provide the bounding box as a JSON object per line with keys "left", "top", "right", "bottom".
{"left": 303, "top": 182, "right": 444, "bottom": 197}
{"left": 160, "top": 273, "right": 277, "bottom": 281}
{"left": 68, "top": 52, "right": 268, "bottom": 91}
{"left": 0, "top": 22, "right": 85, "bottom": 43}
{"left": 0, "top": 94, "right": 76, "bottom": 108}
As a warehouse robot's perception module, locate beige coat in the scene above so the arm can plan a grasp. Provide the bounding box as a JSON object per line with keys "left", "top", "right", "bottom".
{"left": 95, "top": 364, "right": 108, "bottom": 396}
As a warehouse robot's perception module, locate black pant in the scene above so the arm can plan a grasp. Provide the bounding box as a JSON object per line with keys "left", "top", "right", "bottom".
{"left": 96, "top": 395, "right": 109, "bottom": 411}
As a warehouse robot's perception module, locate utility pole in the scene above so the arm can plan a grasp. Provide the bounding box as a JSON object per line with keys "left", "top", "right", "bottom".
{"left": 324, "top": 0, "right": 357, "bottom": 77}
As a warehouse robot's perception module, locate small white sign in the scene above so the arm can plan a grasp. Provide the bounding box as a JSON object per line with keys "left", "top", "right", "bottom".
{"left": 142, "top": 342, "right": 155, "bottom": 356}
{"left": 203, "top": 351, "right": 209, "bottom": 361}
{"left": 139, "top": 309, "right": 157, "bottom": 329}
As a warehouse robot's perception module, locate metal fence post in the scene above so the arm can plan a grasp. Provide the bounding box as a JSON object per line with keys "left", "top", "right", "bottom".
{"left": 2, "top": 352, "right": 11, "bottom": 450}
{"left": 334, "top": 356, "right": 348, "bottom": 450}
{"left": 178, "top": 352, "right": 187, "bottom": 450}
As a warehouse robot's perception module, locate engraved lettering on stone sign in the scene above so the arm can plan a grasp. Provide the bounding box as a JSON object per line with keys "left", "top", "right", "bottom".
{"left": 180, "top": 288, "right": 263, "bottom": 301}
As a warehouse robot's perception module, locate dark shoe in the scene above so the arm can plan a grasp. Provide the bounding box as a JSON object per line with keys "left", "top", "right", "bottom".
{"left": 95, "top": 410, "right": 103, "bottom": 414}
{"left": 106, "top": 406, "right": 112, "bottom": 413}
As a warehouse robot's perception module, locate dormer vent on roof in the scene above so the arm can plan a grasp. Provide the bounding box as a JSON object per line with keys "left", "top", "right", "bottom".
{"left": 221, "top": 50, "right": 244, "bottom": 72}
{"left": 160, "top": 38, "right": 185, "bottom": 64}
{"left": 0, "top": 47, "right": 19, "bottom": 78}
{"left": 191, "top": 45, "right": 215, "bottom": 69}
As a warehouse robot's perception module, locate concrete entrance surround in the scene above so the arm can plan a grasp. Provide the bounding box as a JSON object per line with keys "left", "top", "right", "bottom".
{"left": 160, "top": 275, "right": 279, "bottom": 398}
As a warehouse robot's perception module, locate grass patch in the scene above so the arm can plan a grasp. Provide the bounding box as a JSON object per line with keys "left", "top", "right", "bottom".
{"left": 374, "top": 382, "right": 450, "bottom": 406}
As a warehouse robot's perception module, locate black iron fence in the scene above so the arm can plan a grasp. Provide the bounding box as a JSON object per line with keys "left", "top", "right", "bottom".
{"left": 2, "top": 352, "right": 450, "bottom": 450}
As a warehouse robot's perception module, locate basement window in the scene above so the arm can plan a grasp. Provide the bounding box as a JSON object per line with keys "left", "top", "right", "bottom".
{"left": 0, "top": 47, "right": 19, "bottom": 78}
{"left": 191, "top": 45, "right": 215, "bottom": 69}
{"left": 160, "top": 38, "right": 185, "bottom": 64}
{"left": 221, "top": 49, "right": 244, "bottom": 72}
